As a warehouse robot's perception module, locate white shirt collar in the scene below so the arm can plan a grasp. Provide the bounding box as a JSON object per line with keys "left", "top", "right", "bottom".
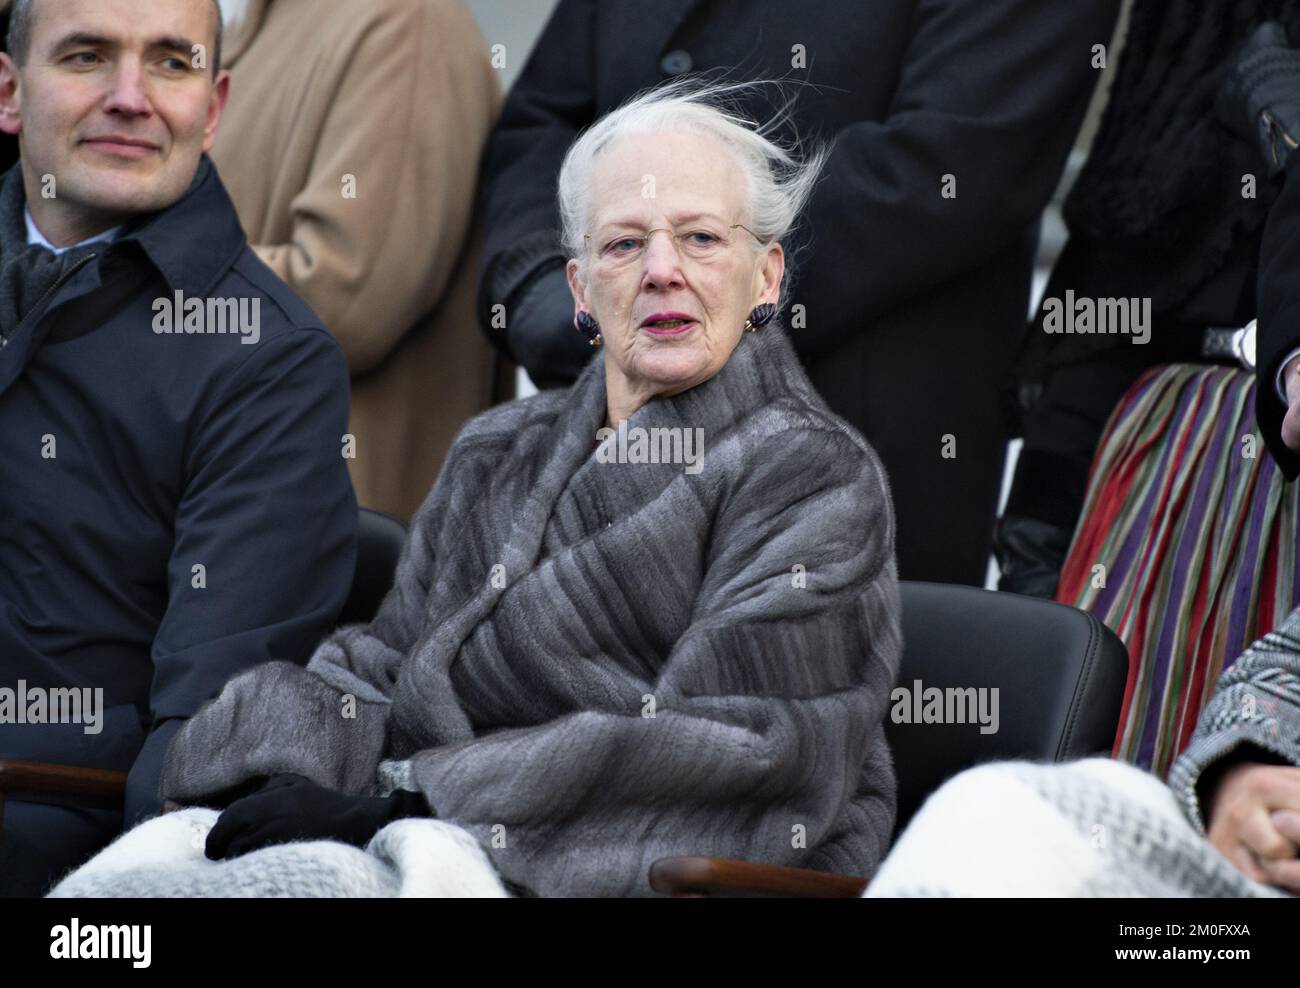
{"left": 24, "top": 208, "right": 120, "bottom": 255}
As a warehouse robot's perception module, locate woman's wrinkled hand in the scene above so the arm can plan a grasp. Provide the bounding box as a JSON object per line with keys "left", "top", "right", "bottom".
{"left": 1207, "top": 760, "right": 1300, "bottom": 892}
{"left": 204, "top": 773, "right": 430, "bottom": 861}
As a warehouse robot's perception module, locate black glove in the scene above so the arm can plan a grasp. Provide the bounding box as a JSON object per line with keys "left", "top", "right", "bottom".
{"left": 204, "top": 773, "right": 432, "bottom": 861}
{"left": 506, "top": 266, "right": 597, "bottom": 389}
{"left": 992, "top": 514, "right": 1074, "bottom": 599}
{"left": 1217, "top": 22, "right": 1300, "bottom": 176}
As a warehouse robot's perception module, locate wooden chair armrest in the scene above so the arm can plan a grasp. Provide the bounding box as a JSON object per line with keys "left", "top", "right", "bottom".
{"left": 648, "top": 855, "right": 868, "bottom": 897}
{"left": 0, "top": 757, "right": 128, "bottom": 803}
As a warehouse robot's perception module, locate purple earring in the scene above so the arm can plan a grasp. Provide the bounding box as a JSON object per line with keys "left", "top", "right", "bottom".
{"left": 744, "top": 302, "right": 776, "bottom": 332}
{"left": 574, "top": 310, "right": 603, "bottom": 346}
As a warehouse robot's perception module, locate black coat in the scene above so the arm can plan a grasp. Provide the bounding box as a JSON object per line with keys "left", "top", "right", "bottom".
{"left": 476, "top": 0, "right": 1119, "bottom": 585}
{"left": 0, "top": 156, "right": 357, "bottom": 837}
{"left": 1257, "top": 153, "right": 1300, "bottom": 477}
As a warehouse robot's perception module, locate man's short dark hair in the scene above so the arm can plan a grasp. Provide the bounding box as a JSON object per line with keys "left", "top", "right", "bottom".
{"left": 6, "top": 0, "right": 223, "bottom": 78}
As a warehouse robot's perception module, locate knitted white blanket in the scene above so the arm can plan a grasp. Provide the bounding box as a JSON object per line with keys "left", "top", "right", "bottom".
{"left": 46, "top": 807, "right": 508, "bottom": 898}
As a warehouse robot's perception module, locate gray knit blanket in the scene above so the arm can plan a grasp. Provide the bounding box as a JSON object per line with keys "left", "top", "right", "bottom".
{"left": 62, "top": 323, "right": 900, "bottom": 897}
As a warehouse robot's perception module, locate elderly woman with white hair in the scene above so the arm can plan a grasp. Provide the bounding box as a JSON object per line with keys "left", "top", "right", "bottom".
{"left": 49, "top": 79, "right": 901, "bottom": 898}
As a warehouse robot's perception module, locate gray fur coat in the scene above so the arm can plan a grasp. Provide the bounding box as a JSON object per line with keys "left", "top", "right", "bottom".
{"left": 159, "top": 323, "right": 902, "bottom": 897}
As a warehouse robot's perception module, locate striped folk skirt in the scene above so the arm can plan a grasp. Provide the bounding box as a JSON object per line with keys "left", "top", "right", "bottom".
{"left": 1056, "top": 363, "right": 1300, "bottom": 777}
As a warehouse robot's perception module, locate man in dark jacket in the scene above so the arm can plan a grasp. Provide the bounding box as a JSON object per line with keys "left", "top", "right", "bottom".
{"left": 0, "top": 0, "right": 356, "bottom": 895}
{"left": 476, "top": 0, "right": 1120, "bottom": 585}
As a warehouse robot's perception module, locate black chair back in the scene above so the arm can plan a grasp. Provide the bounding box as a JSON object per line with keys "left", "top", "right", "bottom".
{"left": 336, "top": 509, "right": 409, "bottom": 627}
{"left": 885, "top": 582, "right": 1128, "bottom": 835}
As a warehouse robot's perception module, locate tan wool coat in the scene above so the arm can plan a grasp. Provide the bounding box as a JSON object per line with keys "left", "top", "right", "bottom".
{"left": 214, "top": 0, "right": 510, "bottom": 519}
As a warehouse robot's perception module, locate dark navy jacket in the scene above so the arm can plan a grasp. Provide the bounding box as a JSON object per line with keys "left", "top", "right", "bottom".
{"left": 0, "top": 155, "right": 357, "bottom": 826}
{"left": 1258, "top": 153, "right": 1300, "bottom": 479}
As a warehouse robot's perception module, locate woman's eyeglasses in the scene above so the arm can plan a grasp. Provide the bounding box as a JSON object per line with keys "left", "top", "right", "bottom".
{"left": 585, "top": 223, "right": 763, "bottom": 266}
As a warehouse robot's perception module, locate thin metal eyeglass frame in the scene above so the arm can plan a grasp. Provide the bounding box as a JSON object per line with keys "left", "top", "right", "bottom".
{"left": 583, "top": 223, "right": 764, "bottom": 262}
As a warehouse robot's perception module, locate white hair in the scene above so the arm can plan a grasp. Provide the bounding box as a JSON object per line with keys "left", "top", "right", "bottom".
{"left": 557, "top": 77, "right": 831, "bottom": 295}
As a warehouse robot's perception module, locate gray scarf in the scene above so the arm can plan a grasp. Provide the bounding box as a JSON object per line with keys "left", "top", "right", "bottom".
{"left": 0, "top": 165, "right": 99, "bottom": 343}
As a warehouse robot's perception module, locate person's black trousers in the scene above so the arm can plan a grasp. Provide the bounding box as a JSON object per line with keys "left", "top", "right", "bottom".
{"left": 0, "top": 799, "right": 121, "bottom": 897}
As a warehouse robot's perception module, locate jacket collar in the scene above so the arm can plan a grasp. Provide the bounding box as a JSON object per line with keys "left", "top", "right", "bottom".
{"left": 592, "top": 318, "right": 813, "bottom": 439}
{"left": 558, "top": 320, "right": 804, "bottom": 488}
{"left": 0, "top": 153, "right": 246, "bottom": 299}
{"left": 110, "top": 153, "right": 248, "bottom": 298}
{"left": 504, "top": 319, "right": 813, "bottom": 569}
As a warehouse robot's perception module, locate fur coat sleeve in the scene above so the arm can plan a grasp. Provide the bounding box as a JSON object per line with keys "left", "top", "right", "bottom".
{"left": 162, "top": 324, "right": 901, "bottom": 896}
